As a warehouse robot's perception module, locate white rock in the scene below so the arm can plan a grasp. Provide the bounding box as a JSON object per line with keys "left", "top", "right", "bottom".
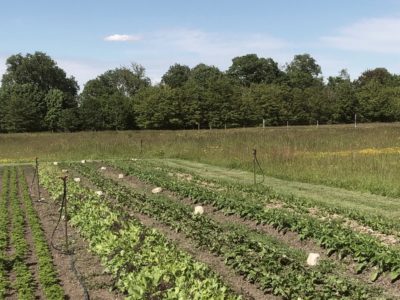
{"left": 194, "top": 205, "right": 204, "bottom": 215}
{"left": 118, "top": 173, "right": 124, "bottom": 179}
{"left": 73, "top": 177, "right": 81, "bottom": 183}
{"left": 100, "top": 166, "right": 107, "bottom": 171}
{"left": 61, "top": 169, "right": 68, "bottom": 173}
{"left": 53, "top": 162, "right": 58, "bottom": 166}
{"left": 131, "top": 158, "right": 138, "bottom": 161}
{"left": 306, "top": 253, "right": 320, "bottom": 266}
{"left": 81, "top": 160, "right": 86, "bottom": 164}
{"left": 95, "top": 191, "right": 104, "bottom": 196}
{"left": 151, "top": 187, "right": 163, "bottom": 194}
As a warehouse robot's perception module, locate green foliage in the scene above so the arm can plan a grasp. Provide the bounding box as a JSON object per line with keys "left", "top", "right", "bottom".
{"left": 0, "top": 83, "right": 45, "bottom": 132}
{"left": 161, "top": 63, "right": 191, "bottom": 88}
{"left": 0, "top": 51, "right": 78, "bottom": 132}
{"left": 227, "top": 54, "right": 283, "bottom": 86}
{"left": 40, "top": 164, "right": 240, "bottom": 300}
{"left": 67, "top": 162, "right": 383, "bottom": 299}
{"left": 0, "top": 168, "right": 9, "bottom": 298}
{"left": 79, "top": 64, "right": 150, "bottom": 130}
{"left": 2, "top": 51, "right": 400, "bottom": 131}
{"left": 134, "top": 86, "right": 183, "bottom": 129}
{"left": 45, "top": 89, "right": 64, "bottom": 131}
{"left": 240, "top": 83, "right": 289, "bottom": 126}
{"left": 112, "top": 159, "right": 400, "bottom": 283}
{"left": 1, "top": 52, "right": 78, "bottom": 99}
{"left": 285, "top": 53, "right": 322, "bottom": 89}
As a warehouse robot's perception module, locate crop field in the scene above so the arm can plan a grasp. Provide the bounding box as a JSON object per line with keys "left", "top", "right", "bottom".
{"left": 1, "top": 124, "right": 400, "bottom": 299}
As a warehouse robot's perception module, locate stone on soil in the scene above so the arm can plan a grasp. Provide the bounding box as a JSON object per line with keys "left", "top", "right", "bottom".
{"left": 194, "top": 205, "right": 204, "bottom": 215}
{"left": 152, "top": 187, "right": 163, "bottom": 194}
{"left": 307, "top": 253, "right": 320, "bottom": 266}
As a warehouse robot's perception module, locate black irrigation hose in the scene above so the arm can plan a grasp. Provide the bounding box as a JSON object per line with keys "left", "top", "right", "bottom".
{"left": 50, "top": 190, "right": 90, "bottom": 300}
{"left": 254, "top": 152, "right": 265, "bottom": 185}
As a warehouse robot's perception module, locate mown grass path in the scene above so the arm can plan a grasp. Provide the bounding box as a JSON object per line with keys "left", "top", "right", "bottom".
{"left": 160, "top": 159, "right": 400, "bottom": 220}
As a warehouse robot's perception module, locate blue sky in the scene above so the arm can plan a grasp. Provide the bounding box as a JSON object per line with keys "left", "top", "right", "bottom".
{"left": 1, "top": 0, "right": 400, "bottom": 88}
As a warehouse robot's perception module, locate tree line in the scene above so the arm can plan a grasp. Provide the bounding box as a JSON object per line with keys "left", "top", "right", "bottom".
{"left": 1, "top": 51, "right": 400, "bottom": 132}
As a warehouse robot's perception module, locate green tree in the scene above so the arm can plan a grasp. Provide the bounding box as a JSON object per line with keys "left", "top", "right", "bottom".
{"left": 134, "top": 86, "right": 184, "bottom": 129}
{"left": 161, "top": 64, "right": 191, "bottom": 88}
{"left": 0, "top": 84, "right": 44, "bottom": 132}
{"left": 44, "top": 89, "right": 64, "bottom": 131}
{"left": 356, "top": 68, "right": 395, "bottom": 87}
{"left": 0, "top": 52, "right": 79, "bottom": 132}
{"left": 2, "top": 52, "right": 78, "bottom": 107}
{"left": 241, "top": 84, "right": 289, "bottom": 126}
{"left": 79, "top": 64, "right": 149, "bottom": 130}
{"left": 227, "top": 54, "right": 283, "bottom": 86}
{"left": 327, "top": 70, "right": 358, "bottom": 123}
{"left": 357, "top": 80, "right": 400, "bottom": 122}
{"left": 181, "top": 64, "right": 241, "bottom": 128}
{"left": 285, "top": 54, "right": 322, "bottom": 89}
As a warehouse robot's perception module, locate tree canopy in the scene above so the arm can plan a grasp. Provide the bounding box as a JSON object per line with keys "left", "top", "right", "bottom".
{"left": 1, "top": 51, "right": 400, "bottom": 132}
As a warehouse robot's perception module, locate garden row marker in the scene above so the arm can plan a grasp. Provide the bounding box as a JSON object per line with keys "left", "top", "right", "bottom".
{"left": 30, "top": 157, "right": 41, "bottom": 201}
{"left": 36, "top": 157, "right": 41, "bottom": 201}
{"left": 61, "top": 175, "right": 69, "bottom": 253}
{"left": 355, "top": 113, "right": 357, "bottom": 128}
{"left": 253, "top": 149, "right": 257, "bottom": 185}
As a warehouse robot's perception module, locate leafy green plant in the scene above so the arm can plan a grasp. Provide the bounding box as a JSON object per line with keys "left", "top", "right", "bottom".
{"left": 40, "top": 164, "right": 241, "bottom": 300}
{"left": 67, "top": 162, "right": 382, "bottom": 299}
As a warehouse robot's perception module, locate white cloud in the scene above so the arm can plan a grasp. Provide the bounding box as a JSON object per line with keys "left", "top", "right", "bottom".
{"left": 322, "top": 17, "right": 400, "bottom": 53}
{"left": 104, "top": 34, "right": 142, "bottom": 42}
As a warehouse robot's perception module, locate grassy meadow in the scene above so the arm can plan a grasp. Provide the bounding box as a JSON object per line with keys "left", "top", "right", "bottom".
{"left": 1, "top": 122, "right": 400, "bottom": 197}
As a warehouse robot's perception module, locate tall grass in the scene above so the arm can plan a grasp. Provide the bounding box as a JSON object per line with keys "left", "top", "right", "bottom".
{"left": 1, "top": 123, "right": 400, "bottom": 196}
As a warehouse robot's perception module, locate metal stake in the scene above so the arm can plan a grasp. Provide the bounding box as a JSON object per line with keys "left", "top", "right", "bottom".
{"left": 36, "top": 157, "right": 41, "bottom": 201}
{"left": 61, "top": 176, "right": 69, "bottom": 253}
{"left": 253, "top": 149, "right": 257, "bottom": 185}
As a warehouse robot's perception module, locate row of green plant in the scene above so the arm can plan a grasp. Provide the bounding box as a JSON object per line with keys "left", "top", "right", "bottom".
{"left": 17, "top": 168, "right": 65, "bottom": 299}
{"left": 40, "top": 164, "right": 241, "bottom": 300}
{"left": 70, "top": 162, "right": 384, "bottom": 299}
{"left": 9, "top": 167, "right": 35, "bottom": 299}
{"left": 0, "top": 168, "right": 9, "bottom": 299}
{"left": 107, "top": 160, "right": 400, "bottom": 283}
{"left": 139, "top": 159, "right": 400, "bottom": 236}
